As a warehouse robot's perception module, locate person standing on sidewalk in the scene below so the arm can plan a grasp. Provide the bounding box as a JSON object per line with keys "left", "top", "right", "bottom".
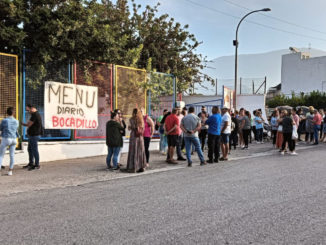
{"left": 198, "top": 111, "right": 208, "bottom": 152}
{"left": 270, "top": 110, "right": 279, "bottom": 147}
{"left": 22, "top": 104, "right": 43, "bottom": 171}
{"left": 106, "top": 112, "right": 124, "bottom": 170}
{"left": 252, "top": 110, "right": 257, "bottom": 142}
{"left": 291, "top": 108, "right": 300, "bottom": 146}
{"left": 229, "top": 113, "right": 239, "bottom": 152}
{"left": 254, "top": 111, "right": 264, "bottom": 143}
{"left": 312, "top": 109, "right": 322, "bottom": 145}
{"left": 305, "top": 107, "right": 314, "bottom": 143}
{"left": 114, "top": 109, "right": 126, "bottom": 168}
{"left": 205, "top": 106, "right": 221, "bottom": 163}
{"left": 0, "top": 107, "right": 19, "bottom": 176}
{"left": 125, "top": 108, "right": 146, "bottom": 173}
{"left": 321, "top": 111, "right": 326, "bottom": 143}
{"left": 198, "top": 106, "right": 209, "bottom": 118}
{"left": 157, "top": 109, "right": 168, "bottom": 154}
{"left": 181, "top": 107, "right": 206, "bottom": 167}
{"left": 220, "top": 107, "right": 231, "bottom": 161}
{"left": 176, "top": 107, "right": 186, "bottom": 161}
{"left": 164, "top": 108, "right": 180, "bottom": 164}
{"left": 241, "top": 111, "right": 252, "bottom": 149}
{"left": 280, "top": 110, "right": 297, "bottom": 155}
{"left": 237, "top": 108, "right": 245, "bottom": 148}
{"left": 143, "top": 111, "right": 155, "bottom": 167}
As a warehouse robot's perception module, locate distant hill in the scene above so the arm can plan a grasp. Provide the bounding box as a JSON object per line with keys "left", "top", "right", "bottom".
{"left": 196, "top": 48, "right": 326, "bottom": 95}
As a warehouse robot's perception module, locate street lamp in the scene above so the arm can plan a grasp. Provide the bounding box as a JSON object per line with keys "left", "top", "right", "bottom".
{"left": 233, "top": 8, "right": 271, "bottom": 109}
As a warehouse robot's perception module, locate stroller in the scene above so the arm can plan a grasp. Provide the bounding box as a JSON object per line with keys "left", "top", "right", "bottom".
{"left": 263, "top": 122, "right": 272, "bottom": 142}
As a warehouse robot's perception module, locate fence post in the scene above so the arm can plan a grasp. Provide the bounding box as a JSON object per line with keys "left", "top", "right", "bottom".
{"left": 240, "top": 77, "right": 242, "bottom": 94}
{"left": 215, "top": 78, "right": 218, "bottom": 96}
{"left": 222, "top": 85, "right": 224, "bottom": 107}
{"left": 148, "top": 90, "right": 151, "bottom": 116}
{"left": 173, "top": 75, "right": 176, "bottom": 107}
{"left": 113, "top": 64, "right": 116, "bottom": 110}
{"left": 22, "top": 49, "right": 26, "bottom": 140}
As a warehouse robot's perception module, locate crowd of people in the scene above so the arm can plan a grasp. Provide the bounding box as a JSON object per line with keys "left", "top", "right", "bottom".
{"left": 106, "top": 105, "right": 259, "bottom": 170}
{"left": 105, "top": 104, "right": 326, "bottom": 172}
{"left": 0, "top": 104, "right": 325, "bottom": 176}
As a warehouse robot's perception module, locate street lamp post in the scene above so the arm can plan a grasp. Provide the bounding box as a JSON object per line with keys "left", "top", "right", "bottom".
{"left": 233, "top": 8, "right": 271, "bottom": 110}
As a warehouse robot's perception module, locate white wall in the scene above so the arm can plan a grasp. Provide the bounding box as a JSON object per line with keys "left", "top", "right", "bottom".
{"left": 237, "top": 94, "right": 267, "bottom": 121}
{"left": 281, "top": 53, "right": 326, "bottom": 95}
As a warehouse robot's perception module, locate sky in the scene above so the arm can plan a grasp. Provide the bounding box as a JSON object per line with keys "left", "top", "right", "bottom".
{"left": 135, "top": 0, "right": 326, "bottom": 60}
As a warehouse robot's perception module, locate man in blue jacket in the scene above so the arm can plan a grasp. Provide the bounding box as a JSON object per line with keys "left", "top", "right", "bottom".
{"left": 0, "top": 107, "right": 19, "bottom": 176}
{"left": 205, "top": 106, "right": 222, "bottom": 163}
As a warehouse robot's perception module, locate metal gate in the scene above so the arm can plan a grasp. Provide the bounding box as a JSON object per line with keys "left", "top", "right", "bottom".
{"left": 0, "top": 52, "right": 18, "bottom": 121}
{"left": 74, "top": 62, "right": 113, "bottom": 139}
{"left": 22, "top": 50, "right": 72, "bottom": 140}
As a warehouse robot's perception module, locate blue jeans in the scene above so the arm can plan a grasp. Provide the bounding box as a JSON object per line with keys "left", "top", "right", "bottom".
{"left": 160, "top": 134, "right": 168, "bottom": 152}
{"left": 0, "top": 138, "right": 17, "bottom": 169}
{"left": 184, "top": 137, "right": 205, "bottom": 164}
{"left": 256, "top": 128, "right": 263, "bottom": 142}
{"left": 106, "top": 147, "right": 121, "bottom": 168}
{"left": 314, "top": 125, "right": 321, "bottom": 144}
{"left": 28, "top": 136, "right": 40, "bottom": 166}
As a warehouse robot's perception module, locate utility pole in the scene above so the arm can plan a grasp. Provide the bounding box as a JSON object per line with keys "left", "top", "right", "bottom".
{"left": 240, "top": 77, "right": 242, "bottom": 94}
{"left": 215, "top": 78, "right": 218, "bottom": 96}
{"left": 233, "top": 8, "right": 271, "bottom": 108}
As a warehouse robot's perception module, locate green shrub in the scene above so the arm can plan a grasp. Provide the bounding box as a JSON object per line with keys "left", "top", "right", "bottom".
{"left": 267, "top": 91, "right": 326, "bottom": 109}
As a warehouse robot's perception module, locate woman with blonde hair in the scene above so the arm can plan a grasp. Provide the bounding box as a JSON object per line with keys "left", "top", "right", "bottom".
{"left": 124, "top": 108, "right": 146, "bottom": 173}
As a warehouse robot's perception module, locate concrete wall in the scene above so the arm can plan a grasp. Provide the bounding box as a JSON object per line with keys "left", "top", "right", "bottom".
{"left": 281, "top": 53, "right": 326, "bottom": 95}
{"left": 1, "top": 139, "right": 159, "bottom": 167}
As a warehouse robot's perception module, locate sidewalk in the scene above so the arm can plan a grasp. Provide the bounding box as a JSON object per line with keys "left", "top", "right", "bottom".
{"left": 0, "top": 141, "right": 322, "bottom": 196}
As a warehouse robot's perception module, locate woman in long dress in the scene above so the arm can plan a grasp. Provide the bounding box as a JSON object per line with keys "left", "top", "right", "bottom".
{"left": 125, "top": 108, "right": 146, "bottom": 173}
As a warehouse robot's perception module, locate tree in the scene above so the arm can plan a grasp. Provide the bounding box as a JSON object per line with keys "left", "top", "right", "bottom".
{"left": 131, "top": 2, "right": 211, "bottom": 93}
{"left": 0, "top": 0, "right": 26, "bottom": 54}
{"left": 0, "top": 0, "right": 212, "bottom": 94}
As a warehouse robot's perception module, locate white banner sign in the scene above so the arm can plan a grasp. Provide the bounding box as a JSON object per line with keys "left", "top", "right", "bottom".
{"left": 44, "top": 81, "right": 98, "bottom": 129}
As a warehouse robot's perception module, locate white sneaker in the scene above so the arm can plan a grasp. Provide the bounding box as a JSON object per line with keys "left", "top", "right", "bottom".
{"left": 280, "top": 151, "right": 285, "bottom": 155}
{"left": 290, "top": 152, "right": 298, "bottom": 156}
{"left": 8, "top": 171, "right": 12, "bottom": 176}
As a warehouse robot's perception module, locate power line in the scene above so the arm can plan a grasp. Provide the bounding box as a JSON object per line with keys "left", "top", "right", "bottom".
{"left": 183, "top": 0, "right": 326, "bottom": 42}
{"left": 222, "top": 0, "right": 326, "bottom": 36}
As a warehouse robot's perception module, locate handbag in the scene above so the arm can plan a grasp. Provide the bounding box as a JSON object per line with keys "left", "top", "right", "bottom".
{"left": 292, "top": 125, "right": 298, "bottom": 140}
{"left": 277, "top": 125, "right": 283, "bottom": 132}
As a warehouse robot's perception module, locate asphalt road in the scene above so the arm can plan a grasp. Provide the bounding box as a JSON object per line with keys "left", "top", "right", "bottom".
{"left": 0, "top": 145, "right": 326, "bottom": 245}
